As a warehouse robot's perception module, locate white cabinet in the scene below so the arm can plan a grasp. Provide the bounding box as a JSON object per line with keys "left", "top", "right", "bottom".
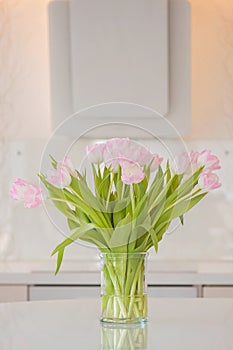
{"left": 148, "top": 286, "right": 197, "bottom": 298}
{"left": 203, "top": 287, "right": 233, "bottom": 298}
{"left": 1, "top": 285, "right": 233, "bottom": 302}
{"left": 0, "top": 286, "right": 28, "bottom": 303}
{"left": 29, "top": 286, "right": 100, "bottom": 301}
{"left": 29, "top": 285, "right": 197, "bottom": 301}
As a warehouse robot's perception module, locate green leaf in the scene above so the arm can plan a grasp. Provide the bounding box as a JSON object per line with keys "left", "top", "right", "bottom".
{"left": 128, "top": 215, "right": 152, "bottom": 252}
{"left": 166, "top": 160, "right": 171, "bottom": 184}
{"left": 38, "top": 176, "right": 79, "bottom": 223}
{"left": 134, "top": 176, "right": 148, "bottom": 204}
{"left": 135, "top": 202, "right": 150, "bottom": 227}
{"left": 110, "top": 213, "right": 132, "bottom": 251}
{"left": 133, "top": 193, "right": 148, "bottom": 220}
{"left": 179, "top": 215, "right": 184, "bottom": 225}
{"left": 148, "top": 175, "right": 177, "bottom": 212}
{"left": 149, "top": 228, "right": 159, "bottom": 253}
{"left": 75, "top": 209, "right": 90, "bottom": 224}
{"left": 78, "top": 177, "right": 104, "bottom": 211}
{"left": 79, "top": 228, "right": 111, "bottom": 249}
{"left": 63, "top": 189, "right": 110, "bottom": 228}
{"left": 67, "top": 218, "right": 79, "bottom": 231}
{"left": 51, "top": 223, "right": 95, "bottom": 256}
{"left": 96, "top": 171, "right": 111, "bottom": 200}
{"left": 49, "top": 155, "right": 58, "bottom": 169}
{"left": 55, "top": 249, "right": 64, "bottom": 275}
{"left": 155, "top": 192, "right": 208, "bottom": 233}
{"left": 51, "top": 198, "right": 78, "bottom": 223}
{"left": 156, "top": 222, "right": 171, "bottom": 242}
{"left": 168, "top": 174, "right": 183, "bottom": 197}
{"left": 166, "top": 167, "right": 204, "bottom": 206}
{"left": 69, "top": 176, "right": 81, "bottom": 195}
{"left": 101, "top": 167, "right": 111, "bottom": 199}
{"left": 113, "top": 199, "right": 128, "bottom": 227}
{"left": 134, "top": 232, "right": 150, "bottom": 252}
{"left": 150, "top": 199, "right": 167, "bottom": 227}
{"left": 151, "top": 165, "right": 164, "bottom": 186}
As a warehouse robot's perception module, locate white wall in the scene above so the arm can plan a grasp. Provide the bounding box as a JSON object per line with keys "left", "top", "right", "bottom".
{"left": 0, "top": 0, "right": 233, "bottom": 268}
{"left": 0, "top": 0, "right": 51, "bottom": 140}
{"left": 191, "top": 0, "right": 233, "bottom": 139}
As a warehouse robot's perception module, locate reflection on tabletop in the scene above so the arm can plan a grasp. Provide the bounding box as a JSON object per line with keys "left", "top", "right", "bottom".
{"left": 101, "top": 323, "right": 147, "bottom": 350}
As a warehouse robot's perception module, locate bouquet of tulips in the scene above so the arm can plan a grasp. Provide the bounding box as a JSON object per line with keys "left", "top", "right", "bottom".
{"left": 10, "top": 138, "right": 221, "bottom": 321}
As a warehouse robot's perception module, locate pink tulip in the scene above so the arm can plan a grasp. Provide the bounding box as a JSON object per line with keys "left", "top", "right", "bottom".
{"left": 86, "top": 138, "right": 163, "bottom": 174}
{"left": 150, "top": 153, "right": 163, "bottom": 172}
{"left": 198, "top": 170, "right": 221, "bottom": 190}
{"left": 103, "top": 138, "right": 130, "bottom": 172}
{"left": 121, "top": 160, "right": 145, "bottom": 185}
{"left": 58, "top": 157, "right": 78, "bottom": 178}
{"left": 171, "top": 152, "right": 191, "bottom": 174}
{"left": 196, "top": 149, "right": 221, "bottom": 171}
{"left": 47, "top": 166, "right": 71, "bottom": 189}
{"left": 47, "top": 157, "right": 78, "bottom": 188}
{"left": 86, "top": 143, "right": 106, "bottom": 164}
{"left": 10, "top": 178, "right": 42, "bottom": 208}
{"left": 118, "top": 141, "right": 162, "bottom": 171}
{"left": 103, "top": 138, "right": 129, "bottom": 163}
{"left": 101, "top": 138, "right": 163, "bottom": 173}
{"left": 189, "top": 150, "right": 200, "bottom": 165}
{"left": 190, "top": 149, "right": 221, "bottom": 172}
{"left": 123, "top": 141, "right": 149, "bottom": 166}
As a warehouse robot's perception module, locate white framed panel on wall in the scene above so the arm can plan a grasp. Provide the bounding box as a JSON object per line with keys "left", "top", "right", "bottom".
{"left": 48, "top": 0, "right": 191, "bottom": 137}
{"left": 69, "top": 0, "right": 169, "bottom": 116}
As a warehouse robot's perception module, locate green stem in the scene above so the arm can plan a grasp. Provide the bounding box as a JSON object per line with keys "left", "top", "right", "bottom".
{"left": 165, "top": 188, "right": 201, "bottom": 211}
{"left": 106, "top": 174, "right": 115, "bottom": 209}
{"left": 127, "top": 257, "right": 144, "bottom": 317}
{"left": 130, "top": 185, "right": 135, "bottom": 214}
{"left": 105, "top": 261, "right": 128, "bottom": 318}
{"left": 69, "top": 186, "right": 112, "bottom": 228}
{"left": 67, "top": 187, "right": 84, "bottom": 201}
{"left": 48, "top": 197, "right": 76, "bottom": 205}
{"left": 121, "top": 183, "right": 125, "bottom": 200}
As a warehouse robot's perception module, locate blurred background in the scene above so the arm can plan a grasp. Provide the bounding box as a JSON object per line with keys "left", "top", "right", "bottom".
{"left": 0, "top": 0, "right": 232, "bottom": 301}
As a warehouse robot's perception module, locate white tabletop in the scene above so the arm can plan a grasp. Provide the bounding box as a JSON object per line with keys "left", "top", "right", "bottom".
{"left": 0, "top": 298, "right": 232, "bottom": 350}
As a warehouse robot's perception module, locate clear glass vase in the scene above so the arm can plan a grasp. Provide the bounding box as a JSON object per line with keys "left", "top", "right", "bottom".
{"left": 100, "top": 252, "right": 148, "bottom": 324}
{"left": 101, "top": 323, "right": 148, "bottom": 349}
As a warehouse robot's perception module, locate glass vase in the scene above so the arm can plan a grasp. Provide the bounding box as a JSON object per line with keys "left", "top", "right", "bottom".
{"left": 101, "top": 323, "right": 148, "bottom": 350}
{"left": 100, "top": 252, "right": 148, "bottom": 324}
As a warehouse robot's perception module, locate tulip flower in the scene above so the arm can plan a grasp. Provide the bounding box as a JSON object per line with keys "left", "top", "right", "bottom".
{"left": 125, "top": 142, "right": 162, "bottom": 171}
{"left": 86, "top": 143, "right": 106, "bottom": 164}
{"left": 103, "top": 138, "right": 130, "bottom": 172}
{"left": 90, "top": 138, "right": 163, "bottom": 174}
{"left": 58, "top": 157, "right": 78, "bottom": 178}
{"left": 196, "top": 149, "right": 221, "bottom": 171}
{"left": 10, "top": 178, "right": 42, "bottom": 208}
{"left": 190, "top": 149, "right": 221, "bottom": 173}
{"left": 198, "top": 170, "right": 221, "bottom": 190}
{"left": 171, "top": 152, "right": 191, "bottom": 174}
{"left": 150, "top": 153, "right": 163, "bottom": 172}
{"left": 47, "top": 157, "right": 77, "bottom": 189}
{"left": 121, "top": 160, "right": 145, "bottom": 185}
{"left": 47, "top": 166, "right": 71, "bottom": 189}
